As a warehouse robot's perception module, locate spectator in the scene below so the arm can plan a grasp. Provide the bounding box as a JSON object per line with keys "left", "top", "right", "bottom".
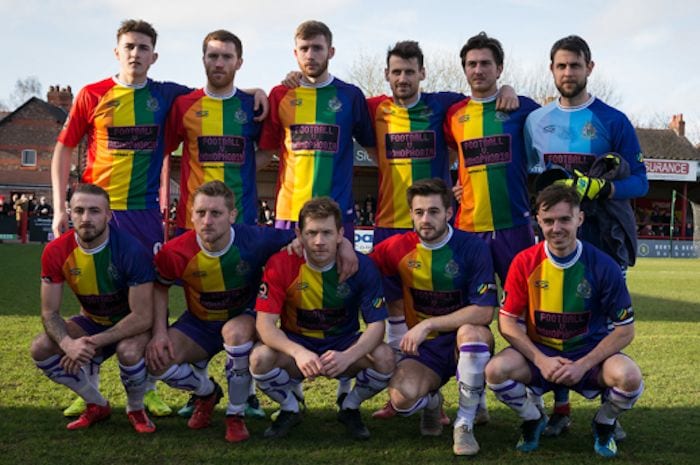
{"left": 34, "top": 196, "right": 54, "bottom": 218}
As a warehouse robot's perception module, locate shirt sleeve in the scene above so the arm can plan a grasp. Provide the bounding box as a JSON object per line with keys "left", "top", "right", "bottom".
{"left": 153, "top": 244, "right": 180, "bottom": 286}
{"left": 40, "top": 240, "right": 66, "bottom": 284}
{"left": 352, "top": 87, "right": 376, "bottom": 148}
{"left": 463, "top": 238, "right": 498, "bottom": 307}
{"left": 500, "top": 252, "right": 529, "bottom": 318}
{"left": 355, "top": 255, "right": 388, "bottom": 324}
{"left": 258, "top": 86, "right": 284, "bottom": 151}
{"left": 368, "top": 238, "right": 399, "bottom": 277}
{"left": 609, "top": 113, "right": 648, "bottom": 200}
{"left": 57, "top": 86, "right": 92, "bottom": 147}
{"left": 255, "top": 253, "right": 290, "bottom": 315}
{"left": 119, "top": 237, "right": 156, "bottom": 287}
{"left": 164, "top": 96, "right": 185, "bottom": 155}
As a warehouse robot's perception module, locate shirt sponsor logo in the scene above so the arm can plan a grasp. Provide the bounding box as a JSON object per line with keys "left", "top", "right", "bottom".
{"left": 199, "top": 287, "right": 252, "bottom": 311}
{"left": 197, "top": 136, "right": 246, "bottom": 164}
{"left": 385, "top": 131, "right": 436, "bottom": 160}
{"left": 461, "top": 134, "right": 512, "bottom": 167}
{"left": 290, "top": 124, "right": 340, "bottom": 153}
{"left": 107, "top": 125, "right": 159, "bottom": 152}
{"left": 543, "top": 153, "right": 596, "bottom": 173}
{"left": 410, "top": 288, "right": 463, "bottom": 315}
{"left": 297, "top": 306, "right": 348, "bottom": 331}
{"left": 534, "top": 309, "right": 590, "bottom": 340}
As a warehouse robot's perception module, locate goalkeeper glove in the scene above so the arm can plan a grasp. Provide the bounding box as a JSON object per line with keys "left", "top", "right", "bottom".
{"left": 556, "top": 170, "right": 612, "bottom": 200}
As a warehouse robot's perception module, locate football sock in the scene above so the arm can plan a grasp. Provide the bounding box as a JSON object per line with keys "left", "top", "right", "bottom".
{"left": 489, "top": 379, "right": 541, "bottom": 421}
{"left": 224, "top": 342, "right": 253, "bottom": 416}
{"left": 252, "top": 368, "right": 299, "bottom": 412}
{"left": 393, "top": 390, "right": 440, "bottom": 417}
{"left": 35, "top": 354, "right": 107, "bottom": 406}
{"left": 455, "top": 342, "right": 490, "bottom": 427}
{"left": 595, "top": 382, "right": 644, "bottom": 425}
{"left": 155, "top": 363, "right": 213, "bottom": 396}
{"left": 386, "top": 316, "right": 407, "bottom": 351}
{"left": 119, "top": 359, "right": 148, "bottom": 412}
{"left": 342, "top": 368, "right": 392, "bottom": 410}
{"left": 86, "top": 355, "right": 102, "bottom": 389}
{"left": 337, "top": 376, "right": 352, "bottom": 398}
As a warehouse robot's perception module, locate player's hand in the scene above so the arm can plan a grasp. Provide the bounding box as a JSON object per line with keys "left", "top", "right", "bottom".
{"left": 400, "top": 323, "right": 430, "bottom": 356}
{"left": 319, "top": 350, "right": 353, "bottom": 378}
{"left": 286, "top": 237, "right": 303, "bottom": 256}
{"left": 251, "top": 88, "right": 269, "bottom": 122}
{"left": 59, "top": 336, "right": 96, "bottom": 366}
{"left": 60, "top": 354, "right": 84, "bottom": 375}
{"left": 51, "top": 210, "right": 69, "bottom": 238}
{"left": 282, "top": 71, "right": 303, "bottom": 89}
{"left": 146, "top": 332, "right": 175, "bottom": 372}
{"left": 535, "top": 355, "right": 571, "bottom": 382}
{"left": 550, "top": 360, "right": 588, "bottom": 386}
{"left": 337, "top": 238, "right": 359, "bottom": 283}
{"left": 293, "top": 348, "right": 324, "bottom": 379}
{"left": 452, "top": 182, "right": 464, "bottom": 202}
{"left": 495, "top": 85, "right": 520, "bottom": 112}
{"left": 556, "top": 170, "right": 611, "bottom": 200}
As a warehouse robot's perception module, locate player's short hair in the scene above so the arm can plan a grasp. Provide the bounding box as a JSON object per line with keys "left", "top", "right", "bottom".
{"left": 298, "top": 197, "right": 342, "bottom": 231}
{"left": 387, "top": 40, "right": 424, "bottom": 68}
{"left": 407, "top": 178, "right": 451, "bottom": 210}
{"left": 72, "top": 183, "right": 111, "bottom": 205}
{"left": 535, "top": 184, "right": 581, "bottom": 212}
{"left": 295, "top": 20, "right": 333, "bottom": 46}
{"left": 202, "top": 29, "right": 243, "bottom": 58}
{"left": 550, "top": 35, "right": 592, "bottom": 64}
{"left": 193, "top": 180, "right": 236, "bottom": 212}
{"left": 117, "top": 19, "right": 157, "bottom": 47}
{"left": 460, "top": 32, "right": 504, "bottom": 67}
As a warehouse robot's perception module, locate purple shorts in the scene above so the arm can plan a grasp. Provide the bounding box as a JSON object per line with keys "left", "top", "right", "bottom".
{"left": 285, "top": 331, "right": 360, "bottom": 356}
{"left": 475, "top": 223, "right": 534, "bottom": 283}
{"left": 373, "top": 227, "right": 412, "bottom": 302}
{"left": 70, "top": 315, "right": 117, "bottom": 360}
{"left": 275, "top": 219, "right": 355, "bottom": 244}
{"left": 171, "top": 310, "right": 254, "bottom": 359}
{"left": 520, "top": 344, "right": 610, "bottom": 400}
{"left": 400, "top": 332, "right": 457, "bottom": 387}
{"left": 111, "top": 209, "right": 164, "bottom": 257}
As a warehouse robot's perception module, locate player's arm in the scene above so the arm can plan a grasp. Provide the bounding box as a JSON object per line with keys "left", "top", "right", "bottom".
{"left": 495, "top": 85, "right": 519, "bottom": 111}
{"left": 401, "top": 304, "right": 493, "bottom": 355}
{"left": 321, "top": 320, "right": 385, "bottom": 378}
{"left": 241, "top": 88, "right": 269, "bottom": 121}
{"left": 256, "top": 312, "right": 323, "bottom": 379}
{"left": 50, "top": 142, "right": 74, "bottom": 237}
{"left": 551, "top": 322, "right": 634, "bottom": 386}
{"left": 87, "top": 282, "right": 154, "bottom": 348}
{"left": 146, "top": 282, "right": 175, "bottom": 371}
{"left": 256, "top": 148, "right": 275, "bottom": 171}
{"left": 40, "top": 281, "right": 95, "bottom": 370}
{"left": 499, "top": 312, "right": 569, "bottom": 382}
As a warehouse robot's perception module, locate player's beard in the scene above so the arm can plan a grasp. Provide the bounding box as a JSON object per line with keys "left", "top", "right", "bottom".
{"left": 416, "top": 221, "right": 448, "bottom": 243}
{"left": 303, "top": 58, "right": 329, "bottom": 80}
{"left": 77, "top": 222, "right": 106, "bottom": 244}
{"left": 557, "top": 77, "right": 587, "bottom": 100}
{"left": 206, "top": 67, "right": 235, "bottom": 92}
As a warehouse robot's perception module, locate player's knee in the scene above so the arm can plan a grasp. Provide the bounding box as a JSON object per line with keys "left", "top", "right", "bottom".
{"left": 29, "top": 333, "right": 55, "bottom": 360}
{"left": 250, "top": 343, "right": 276, "bottom": 374}
{"left": 116, "top": 338, "right": 146, "bottom": 365}
{"left": 221, "top": 316, "right": 255, "bottom": 346}
{"left": 388, "top": 384, "right": 420, "bottom": 410}
{"left": 484, "top": 354, "right": 509, "bottom": 384}
{"left": 456, "top": 324, "right": 492, "bottom": 344}
{"left": 370, "top": 343, "right": 395, "bottom": 374}
{"left": 606, "top": 355, "right": 643, "bottom": 391}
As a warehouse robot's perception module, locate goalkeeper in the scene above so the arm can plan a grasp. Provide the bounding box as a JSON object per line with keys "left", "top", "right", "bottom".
{"left": 524, "top": 34, "right": 648, "bottom": 440}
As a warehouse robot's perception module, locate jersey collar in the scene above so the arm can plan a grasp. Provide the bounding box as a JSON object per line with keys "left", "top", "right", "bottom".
{"left": 196, "top": 226, "right": 235, "bottom": 257}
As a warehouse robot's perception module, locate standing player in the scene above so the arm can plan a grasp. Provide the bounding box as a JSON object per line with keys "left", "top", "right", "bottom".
{"left": 146, "top": 181, "right": 295, "bottom": 442}
{"left": 258, "top": 20, "right": 375, "bottom": 243}
{"left": 251, "top": 197, "right": 394, "bottom": 440}
{"left": 370, "top": 179, "right": 498, "bottom": 456}
{"left": 486, "top": 185, "right": 644, "bottom": 458}
{"left": 50, "top": 19, "right": 188, "bottom": 417}
{"left": 166, "top": 29, "right": 262, "bottom": 231}
{"left": 445, "top": 32, "right": 539, "bottom": 284}
{"left": 524, "top": 35, "right": 647, "bottom": 437}
{"left": 30, "top": 183, "right": 156, "bottom": 433}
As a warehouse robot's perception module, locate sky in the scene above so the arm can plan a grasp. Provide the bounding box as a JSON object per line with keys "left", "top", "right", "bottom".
{"left": 2, "top": 0, "right": 699, "bottom": 142}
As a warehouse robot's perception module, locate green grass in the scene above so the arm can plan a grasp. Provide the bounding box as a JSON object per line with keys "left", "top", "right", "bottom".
{"left": 1, "top": 244, "right": 699, "bottom": 464}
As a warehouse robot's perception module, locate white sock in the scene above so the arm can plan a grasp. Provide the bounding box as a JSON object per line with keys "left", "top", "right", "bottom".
{"left": 224, "top": 342, "right": 253, "bottom": 416}
{"left": 488, "top": 379, "right": 541, "bottom": 421}
{"left": 35, "top": 354, "right": 107, "bottom": 406}
{"left": 342, "top": 368, "right": 391, "bottom": 409}
{"left": 119, "top": 359, "right": 148, "bottom": 412}
{"left": 252, "top": 368, "right": 299, "bottom": 412}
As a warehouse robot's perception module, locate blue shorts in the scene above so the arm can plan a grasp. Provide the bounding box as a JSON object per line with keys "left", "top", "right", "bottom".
{"left": 111, "top": 209, "right": 164, "bottom": 257}
{"left": 285, "top": 331, "right": 360, "bottom": 355}
{"left": 400, "top": 332, "right": 457, "bottom": 387}
{"left": 521, "top": 344, "right": 610, "bottom": 400}
{"left": 373, "top": 226, "right": 412, "bottom": 302}
{"left": 70, "top": 315, "right": 117, "bottom": 360}
{"left": 475, "top": 223, "right": 534, "bottom": 283}
{"left": 275, "top": 220, "right": 355, "bottom": 244}
{"left": 171, "top": 310, "right": 254, "bottom": 359}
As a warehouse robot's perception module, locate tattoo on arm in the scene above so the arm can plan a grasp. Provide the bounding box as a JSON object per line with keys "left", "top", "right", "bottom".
{"left": 43, "top": 312, "right": 69, "bottom": 346}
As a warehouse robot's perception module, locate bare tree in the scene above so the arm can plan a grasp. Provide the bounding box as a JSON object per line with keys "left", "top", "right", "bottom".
{"left": 9, "top": 76, "right": 43, "bottom": 108}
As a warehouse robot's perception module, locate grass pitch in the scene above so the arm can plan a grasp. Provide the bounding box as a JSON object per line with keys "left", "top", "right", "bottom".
{"left": 0, "top": 244, "right": 698, "bottom": 464}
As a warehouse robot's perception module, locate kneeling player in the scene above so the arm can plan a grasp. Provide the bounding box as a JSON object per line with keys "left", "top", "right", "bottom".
{"left": 146, "top": 181, "right": 295, "bottom": 442}
{"left": 251, "top": 197, "right": 394, "bottom": 440}
{"left": 30, "top": 184, "right": 156, "bottom": 433}
{"left": 370, "top": 178, "right": 497, "bottom": 456}
{"left": 485, "top": 185, "right": 643, "bottom": 457}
